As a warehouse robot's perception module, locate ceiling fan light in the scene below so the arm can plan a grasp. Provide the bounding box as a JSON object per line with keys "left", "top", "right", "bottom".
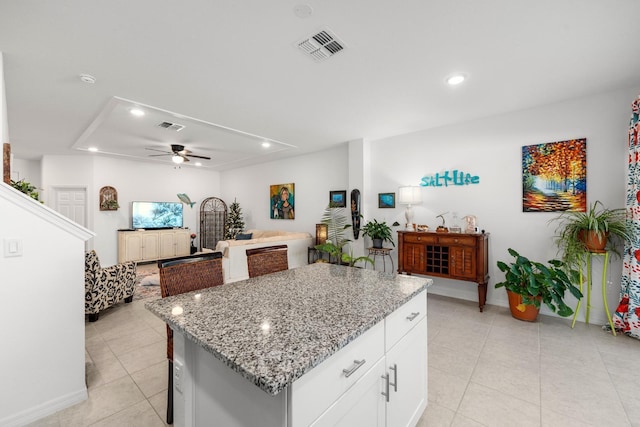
{"left": 172, "top": 154, "right": 184, "bottom": 164}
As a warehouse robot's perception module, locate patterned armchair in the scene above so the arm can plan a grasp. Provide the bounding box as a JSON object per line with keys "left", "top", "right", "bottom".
{"left": 85, "top": 250, "right": 137, "bottom": 321}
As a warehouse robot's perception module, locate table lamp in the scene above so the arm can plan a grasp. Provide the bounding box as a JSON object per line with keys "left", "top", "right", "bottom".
{"left": 398, "top": 186, "right": 422, "bottom": 231}
{"left": 315, "top": 223, "right": 328, "bottom": 245}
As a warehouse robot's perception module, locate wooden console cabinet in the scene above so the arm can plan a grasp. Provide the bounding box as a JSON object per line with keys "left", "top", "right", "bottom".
{"left": 118, "top": 229, "right": 191, "bottom": 263}
{"left": 398, "top": 231, "right": 489, "bottom": 311}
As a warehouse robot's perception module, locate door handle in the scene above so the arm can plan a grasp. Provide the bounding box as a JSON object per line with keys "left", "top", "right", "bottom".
{"left": 381, "top": 372, "right": 390, "bottom": 402}
{"left": 389, "top": 363, "right": 398, "bottom": 392}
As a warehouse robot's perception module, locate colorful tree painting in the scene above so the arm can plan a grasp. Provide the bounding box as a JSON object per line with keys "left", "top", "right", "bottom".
{"left": 522, "top": 138, "right": 586, "bottom": 212}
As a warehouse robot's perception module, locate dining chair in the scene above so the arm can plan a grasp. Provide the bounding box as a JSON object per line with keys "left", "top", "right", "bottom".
{"left": 246, "top": 244, "right": 289, "bottom": 278}
{"left": 158, "top": 252, "right": 224, "bottom": 424}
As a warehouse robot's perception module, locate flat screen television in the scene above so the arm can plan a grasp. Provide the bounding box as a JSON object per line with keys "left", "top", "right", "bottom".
{"left": 132, "top": 201, "right": 183, "bottom": 229}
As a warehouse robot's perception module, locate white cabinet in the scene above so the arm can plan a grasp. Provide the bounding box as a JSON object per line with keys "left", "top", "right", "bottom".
{"left": 159, "top": 229, "right": 191, "bottom": 259}
{"left": 386, "top": 318, "right": 427, "bottom": 427}
{"left": 118, "top": 229, "right": 190, "bottom": 263}
{"left": 172, "top": 289, "right": 427, "bottom": 427}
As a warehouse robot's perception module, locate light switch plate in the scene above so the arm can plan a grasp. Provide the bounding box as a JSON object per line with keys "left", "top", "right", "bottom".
{"left": 3, "top": 238, "right": 23, "bottom": 257}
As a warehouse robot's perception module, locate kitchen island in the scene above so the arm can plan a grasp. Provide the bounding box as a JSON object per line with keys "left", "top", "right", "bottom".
{"left": 146, "top": 263, "right": 431, "bottom": 427}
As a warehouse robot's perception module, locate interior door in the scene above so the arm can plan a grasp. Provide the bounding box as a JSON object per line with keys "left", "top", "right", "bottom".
{"left": 53, "top": 187, "right": 87, "bottom": 227}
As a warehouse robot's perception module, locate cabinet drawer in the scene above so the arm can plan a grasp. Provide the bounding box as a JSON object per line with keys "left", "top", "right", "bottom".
{"left": 385, "top": 290, "right": 427, "bottom": 352}
{"left": 403, "top": 233, "right": 437, "bottom": 244}
{"left": 290, "top": 321, "right": 385, "bottom": 427}
{"left": 437, "top": 235, "right": 475, "bottom": 246}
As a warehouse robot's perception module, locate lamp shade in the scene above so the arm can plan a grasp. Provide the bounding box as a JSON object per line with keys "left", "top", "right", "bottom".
{"left": 315, "top": 223, "right": 328, "bottom": 245}
{"left": 398, "top": 186, "right": 422, "bottom": 205}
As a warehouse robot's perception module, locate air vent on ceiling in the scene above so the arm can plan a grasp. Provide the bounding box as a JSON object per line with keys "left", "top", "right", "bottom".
{"left": 157, "top": 121, "right": 186, "bottom": 132}
{"left": 297, "top": 28, "right": 346, "bottom": 62}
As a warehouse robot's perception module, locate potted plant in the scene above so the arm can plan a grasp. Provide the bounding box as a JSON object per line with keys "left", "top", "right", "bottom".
{"left": 10, "top": 179, "right": 40, "bottom": 201}
{"left": 100, "top": 199, "right": 120, "bottom": 210}
{"left": 361, "top": 219, "right": 395, "bottom": 249}
{"left": 550, "top": 200, "right": 631, "bottom": 269}
{"left": 495, "top": 248, "right": 582, "bottom": 321}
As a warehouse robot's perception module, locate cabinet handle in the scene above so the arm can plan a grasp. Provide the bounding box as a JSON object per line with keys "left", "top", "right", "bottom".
{"left": 342, "top": 359, "right": 366, "bottom": 378}
{"left": 381, "top": 372, "right": 390, "bottom": 402}
{"left": 406, "top": 312, "right": 420, "bottom": 321}
{"left": 389, "top": 363, "right": 398, "bottom": 392}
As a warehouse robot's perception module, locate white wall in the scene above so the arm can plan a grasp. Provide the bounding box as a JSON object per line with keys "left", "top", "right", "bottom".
{"left": 0, "top": 52, "right": 7, "bottom": 145}
{"left": 0, "top": 185, "right": 92, "bottom": 426}
{"left": 42, "top": 155, "right": 221, "bottom": 266}
{"left": 369, "top": 86, "right": 638, "bottom": 322}
{"left": 220, "top": 145, "right": 349, "bottom": 236}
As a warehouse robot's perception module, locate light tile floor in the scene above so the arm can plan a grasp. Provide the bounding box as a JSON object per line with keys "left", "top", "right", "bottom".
{"left": 31, "top": 285, "right": 640, "bottom": 426}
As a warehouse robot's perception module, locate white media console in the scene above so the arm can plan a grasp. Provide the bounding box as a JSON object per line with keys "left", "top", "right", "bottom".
{"left": 117, "top": 228, "right": 191, "bottom": 263}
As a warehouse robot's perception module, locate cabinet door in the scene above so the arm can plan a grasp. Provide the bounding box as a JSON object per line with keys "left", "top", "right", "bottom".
{"left": 174, "top": 231, "right": 191, "bottom": 256}
{"left": 311, "top": 357, "right": 386, "bottom": 427}
{"left": 403, "top": 243, "right": 425, "bottom": 273}
{"left": 142, "top": 233, "right": 159, "bottom": 260}
{"left": 123, "top": 233, "right": 143, "bottom": 262}
{"left": 450, "top": 245, "right": 476, "bottom": 279}
{"left": 159, "top": 232, "right": 176, "bottom": 258}
{"left": 386, "top": 318, "right": 427, "bottom": 427}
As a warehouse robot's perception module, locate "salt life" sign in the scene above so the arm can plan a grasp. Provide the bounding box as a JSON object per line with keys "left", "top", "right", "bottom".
{"left": 420, "top": 170, "right": 480, "bottom": 187}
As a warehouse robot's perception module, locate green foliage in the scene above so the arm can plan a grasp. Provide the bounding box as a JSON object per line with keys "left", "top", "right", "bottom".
{"left": 314, "top": 242, "right": 373, "bottom": 268}
{"left": 550, "top": 200, "right": 631, "bottom": 268}
{"left": 319, "top": 202, "right": 352, "bottom": 250}
{"left": 225, "top": 198, "right": 245, "bottom": 239}
{"left": 100, "top": 199, "right": 120, "bottom": 210}
{"left": 10, "top": 179, "right": 40, "bottom": 201}
{"left": 361, "top": 219, "right": 395, "bottom": 247}
{"left": 495, "top": 248, "right": 582, "bottom": 317}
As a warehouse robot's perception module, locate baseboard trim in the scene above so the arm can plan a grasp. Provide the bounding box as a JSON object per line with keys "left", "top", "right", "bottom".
{"left": 0, "top": 387, "right": 87, "bottom": 427}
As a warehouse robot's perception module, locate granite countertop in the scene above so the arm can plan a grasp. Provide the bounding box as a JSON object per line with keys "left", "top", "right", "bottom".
{"left": 145, "top": 263, "right": 431, "bottom": 395}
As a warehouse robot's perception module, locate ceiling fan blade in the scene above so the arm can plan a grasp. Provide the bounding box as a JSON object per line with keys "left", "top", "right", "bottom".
{"left": 185, "top": 154, "right": 211, "bottom": 160}
{"left": 181, "top": 155, "right": 190, "bottom": 162}
{"left": 148, "top": 153, "right": 172, "bottom": 157}
{"left": 145, "top": 147, "right": 172, "bottom": 154}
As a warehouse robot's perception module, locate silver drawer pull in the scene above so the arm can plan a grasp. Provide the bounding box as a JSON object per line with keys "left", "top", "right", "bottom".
{"left": 406, "top": 312, "right": 420, "bottom": 321}
{"left": 342, "top": 359, "right": 366, "bottom": 378}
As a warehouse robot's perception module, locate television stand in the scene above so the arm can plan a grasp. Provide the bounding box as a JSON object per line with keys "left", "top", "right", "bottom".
{"left": 118, "top": 228, "right": 191, "bottom": 263}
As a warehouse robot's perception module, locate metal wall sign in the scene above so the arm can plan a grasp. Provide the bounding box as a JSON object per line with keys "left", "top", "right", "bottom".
{"left": 420, "top": 170, "right": 480, "bottom": 187}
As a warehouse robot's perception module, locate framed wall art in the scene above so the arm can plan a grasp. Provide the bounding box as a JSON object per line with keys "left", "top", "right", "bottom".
{"left": 270, "top": 183, "right": 295, "bottom": 219}
{"left": 378, "top": 192, "right": 395, "bottom": 208}
{"left": 522, "top": 138, "right": 586, "bottom": 212}
{"left": 329, "top": 190, "right": 346, "bottom": 207}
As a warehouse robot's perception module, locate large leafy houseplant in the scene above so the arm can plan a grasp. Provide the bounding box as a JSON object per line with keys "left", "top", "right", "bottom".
{"left": 495, "top": 248, "right": 582, "bottom": 319}
{"left": 550, "top": 200, "right": 631, "bottom": 269}
{"left": 361, "top": 219, "right": 395, "bottom": 248}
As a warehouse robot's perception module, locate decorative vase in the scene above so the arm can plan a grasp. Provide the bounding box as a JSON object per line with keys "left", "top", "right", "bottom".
{"left": 579, "top": 230, "right": 608, "bottom": 253}
{"left": 506, "top": 290, "right": 540, "bottom": 322}
{"left": 372, "top": 238, "right": 383, "bottom": 249}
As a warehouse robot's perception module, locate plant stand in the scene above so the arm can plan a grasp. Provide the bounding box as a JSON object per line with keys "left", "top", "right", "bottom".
{"left": 366, "top": 247, "right": 393, "bottom": 272}
{"left": 571, "top": 252, "right": 616, "bottom": 335}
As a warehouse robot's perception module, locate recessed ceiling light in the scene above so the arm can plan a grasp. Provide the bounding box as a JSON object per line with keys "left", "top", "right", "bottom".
{"left": 446, "top": 74, "right": 466, "bottom": 86}
{"left": 195, "top": 162, "right": 202, "bottom": 167}
{"left": 130, "top": 108, "right": 145, "bottom": 117}
{"left": 262, "top": 141, "right": 271, "bottom": 148}
{"left": 88, "top": 147, "right": 98, "bottom": 152}
{"left": 79, "top": 74, "right": 96, "bottom": 84}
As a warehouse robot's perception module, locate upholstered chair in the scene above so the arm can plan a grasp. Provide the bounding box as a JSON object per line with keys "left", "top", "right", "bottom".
{"left": 158, "top": 252, "right": 224, "bottom": 425}
{"left": 84, "top": 250, "right": 137, "bottom": 322}
{"left": 246, "top": 244, "right": 289, "bottom": 278}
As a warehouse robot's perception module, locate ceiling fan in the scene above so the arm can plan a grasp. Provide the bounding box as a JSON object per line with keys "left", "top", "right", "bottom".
{"left": 145, "top": 144, "right": 211, "bottom": 164}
